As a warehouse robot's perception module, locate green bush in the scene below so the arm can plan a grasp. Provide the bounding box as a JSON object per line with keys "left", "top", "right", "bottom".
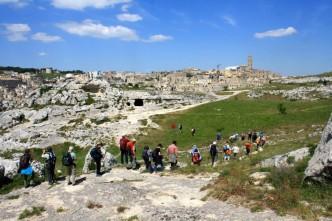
{"left": 19, "top": 206, "right": 46, "bottom": 219}
{"left": 277, "top": 103, "right": 287, "bottom": 114}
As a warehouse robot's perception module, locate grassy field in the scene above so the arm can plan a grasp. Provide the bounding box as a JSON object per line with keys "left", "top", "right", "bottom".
{"left": 135, "top": 92, "right": 332, "bottom": 220}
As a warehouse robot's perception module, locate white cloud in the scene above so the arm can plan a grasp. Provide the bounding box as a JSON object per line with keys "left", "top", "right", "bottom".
{"left": 0, "top": 0, "right": 30, "bottom": 7}
{"left": 38, "top": 52, "right": 47, "bottom": 56}
{"left": 56, "top": 19, "right": 139, "bottom": 41}
{"left": 52, "top": 0, "right": 131, "bottom": 10}
{"left": 144, "top": 34, "right": 173, "bottom": 43}
{"left": 255, "top": 26, "right": 297, "bottom": 39}
{"left": 3, "top": 23, "right": 30, "bottom": 42}
{"left": 117, "top": 13, "right": 142, "bottom": 22}
{"left": 222, "top": 15, "right": 236, "bottom": 26}
{"left": 121, "top": 4, "right": 131, "bottom": 12}
{"left": 32, "top": 32, "right": 62, "bottom": 42}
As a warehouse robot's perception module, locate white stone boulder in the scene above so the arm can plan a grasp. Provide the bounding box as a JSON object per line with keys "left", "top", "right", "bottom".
{"left": 82, "top": 147, "right": 117, "bottom": 174}
{"left": 305, "top": 114, "right": 332, "bottom": 182}
{"left": 0, "top": 157, "right": 19, "bottom": 179}
{"left": 31, "top": 109, "right": 49, "bottom": 124}
{"left": 260, "top": 147, "right": 310, "bottom": 168}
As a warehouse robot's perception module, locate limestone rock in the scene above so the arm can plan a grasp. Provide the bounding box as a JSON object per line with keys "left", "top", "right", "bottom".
{"left": 260, "top": 147, "right": 310, "bottom": 168}
{"left": 249, "top": 172, "right": 270, "bottom": 186}
{"left": 31, "top": 109, "right": 49, "bottom": 124}
{"left": 0, "top": 110, "right": 25, "bottom": 130}
{"left": 82, "top": 147, "right": 117, "bottom": 174}
{"left": 305, "top": 114, "right": 332, "bottom": 182}
{"left": 0, "top": 157, "right": 19, "bottom": 179}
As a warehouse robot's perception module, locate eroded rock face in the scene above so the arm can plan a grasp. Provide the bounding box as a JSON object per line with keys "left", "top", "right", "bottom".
{"left": 260, "top": 147, "right": 310, "bottom": 168}
{"left": 305, "top": 114, "right": 332, "bottom": 182}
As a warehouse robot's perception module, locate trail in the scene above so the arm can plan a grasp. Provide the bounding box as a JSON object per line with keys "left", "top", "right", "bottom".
{"left": 0, "top": 168, "right": 300, "bottom": 221}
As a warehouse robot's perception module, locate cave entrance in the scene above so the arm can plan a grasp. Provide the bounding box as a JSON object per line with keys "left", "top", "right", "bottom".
{"left": 134, "top": 99, "right": 144, "bottom": 106}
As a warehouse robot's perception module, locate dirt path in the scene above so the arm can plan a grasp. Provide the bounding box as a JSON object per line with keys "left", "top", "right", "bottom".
{"left": 0, "top": 168, "right": 300, "bottom": 221}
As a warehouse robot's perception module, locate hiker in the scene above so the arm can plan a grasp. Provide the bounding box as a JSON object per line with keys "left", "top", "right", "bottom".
{"left": 42, "top": 147, "right": 57, "bottom": 185}
{"left": 191, "top": 128, "right": 196, "bottom": 136}
{"left": 209, "top": 141, "right": 218, "bottom": 166}
{"left": 191, "top": 145, "right": 202, "bottom": 165}
{"left": 260, "top": 136, "right": 267, "bottom": 148}
{"left": 127, "top": 139, "right": 138, "bottom": 169}
{"left": 232, "top": 145, "right": 240, "bottom": 158}
{"left": 178, "top": 123, "right": 183, "bottom": 133}
{"left": 223, "top": 142, "right": 231, "bottom": 161}
{"left": 167, "top": 141, "right": 178, "bottom": 169}
{"left": 62, "top": 146, "right": 76, "bottom": 185}
{"left": 216, "top": 132, "right": 222, "bottom": 141}
{"left": 90, "top": 143, "right": 104, "bottom": 176}
{"left": 152, "top": 144, "right": 164, "bottom": 172}
{"left": 142, "top": 145, "right": 153, "bottom": 173}
{"left": 255, "top": 136, "right": 261, "bottom": 150}
{"left": 252, "top": 132, "right": 258, "bottom": 143}
{"left": 244, "top": 142, "right": 252, "bottom": 155}
{"left": 119, "top": 135, "right": 129, "bottom": 164}
{"left": 241, "top": 133, "right": 246, "bottom": 141}
{"left": 247, "top": 131, "right": 252, "bottom": 141}
{"left": 18, "top": 149, "right": 35, "bottom": 188}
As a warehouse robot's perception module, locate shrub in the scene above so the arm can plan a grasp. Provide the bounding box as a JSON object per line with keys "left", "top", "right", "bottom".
{"left": 81, "top": 84, "right": 100, "bottom": 93}
{"left": 86, "top": 201, "right": 103, "bottom": 209}
{"left": 277, "top": 103, "right": 287, "bottom": 114}
{"left": 19, "top": 206, "right": 46, "bottom": 219}
{"left": 85, "top": 93, "right": 95, "bottom": 105}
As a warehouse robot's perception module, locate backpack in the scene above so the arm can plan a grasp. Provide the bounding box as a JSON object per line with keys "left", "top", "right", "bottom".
{"left": 120, "top": 139, "right": 128, "bottom": 150}
{"left": 192, "top": 153, "right": 201, "bottom": 163}
{"left": 142, "top": 150, "right": 149, "bottom": 161}
{"left": 19, "top": 154, "right": 30, "bottom": 170}
{"left": 225, "top": 149, "right": 232, "bottom": 155}
{"left": 46, "top": 152, "right": 56, "bottom": 166}
{"left": 62, "top": 152, "right": 73, "bottom": 166}
{"left": 210, "top": 144, "right": 217, "bottom": 154}
{"left": 90, "top": 148, "right": 101, "bottom": 160}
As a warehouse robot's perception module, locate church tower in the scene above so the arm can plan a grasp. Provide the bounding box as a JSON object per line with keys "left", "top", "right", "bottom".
{"left": 247, "top": 55, "right": 253, "bottom": 71}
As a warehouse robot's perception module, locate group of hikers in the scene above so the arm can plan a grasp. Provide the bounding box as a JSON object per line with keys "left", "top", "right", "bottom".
{"left": 16, "top": 130, "right": 266, "bottom": 188}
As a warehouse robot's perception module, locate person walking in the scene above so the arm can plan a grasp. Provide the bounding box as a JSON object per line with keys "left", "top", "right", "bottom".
{"left": 191, "top": 145, "right": 202, "bottom": 165}
{"left": 232, "top": 145, "right": 240, "bottom": 158}
{"left": 178, "top": 123, "right": 183, "bottom": 133}
{"left": 142, "top": 145, "right": 153, "bottom": 173}
{"left": 90, "top": 143, "right": 104, "bottom": 176}
{"left": 191, "top": 128, "right": 196, "bottom": 136}
{"left": 167, "top": 141, "right": 178, "bottom": 169}
{"left": 42, "top": 147, "right": 57, "bottom": 185}
{"left": 127, "top": 139, "right": 137, "bottom": 169}
{"left": 216, "top": 132, "right": 222, "bottom": 141}
{"left": 209, "top": 141, "right": 218, "bottom": 166}
{"left": 152, "top": 144, "right": 164, "bottom": 172}
{"left": 62, "top": 146, "right": 76, "bottom": 185}
{"left": 18, "top": 149, "right": 35, "bottom": 188}
{"left": 119, "top": 135, "right": 129, "bottom": 165}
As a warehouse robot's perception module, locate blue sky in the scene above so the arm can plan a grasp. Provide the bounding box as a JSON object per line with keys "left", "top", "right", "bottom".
{"left": 0, "top": 0, "right": 332, "bottom": 75}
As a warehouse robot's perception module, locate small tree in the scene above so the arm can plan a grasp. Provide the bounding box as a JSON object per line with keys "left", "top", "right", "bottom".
{"left": 277, "top": 103, "right": 287, "bottom": 115}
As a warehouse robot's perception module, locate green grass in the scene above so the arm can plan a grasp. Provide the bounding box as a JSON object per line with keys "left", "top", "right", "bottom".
{"left": 18, "top": 206, "right": 46, "bottom": 219}
{"left": 136, "top": 93, "right": 332, "bottom": 155}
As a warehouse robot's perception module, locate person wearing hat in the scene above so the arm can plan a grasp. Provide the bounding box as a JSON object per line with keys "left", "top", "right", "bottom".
{"left": 126, "top": 139, "right": 137, "bottom": 169}
{"left": 209, "top": 141, "right": 218, "bottom": 166}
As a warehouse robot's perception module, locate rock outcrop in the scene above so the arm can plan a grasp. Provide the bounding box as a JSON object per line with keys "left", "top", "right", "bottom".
{"left": 305, "top": 114, "right": 332, "bottom": 182}
{"left": 260, "top": 147, "right": 310, "bottom": 168}
{"left": 82, "top": 147, "right": 117, "bottom": 174}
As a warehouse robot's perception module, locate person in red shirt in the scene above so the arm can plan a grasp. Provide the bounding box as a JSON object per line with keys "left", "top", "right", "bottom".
{"left": 244, "top": 142, "right": 252, "bottom": 155}
{"left": 119, "top": 135, "right": 129, "bottom": 164}
{"left": 126, "top": 139, "right": 137, "bottom": 169}
{"left": 167, "top": 140, "right": 178, "bottom": 169}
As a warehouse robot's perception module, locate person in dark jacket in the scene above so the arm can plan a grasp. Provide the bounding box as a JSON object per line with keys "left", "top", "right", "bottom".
{"left": 209, "top": 141, "right": 218, "bottom": 166}
{"left": 90, "top": 143, "right": 104, "bottom": 176}
{"left": 18, "top": 149, "right": 35, "bottom": 188}
{"left": 152, "top": 144, "right": 164, "bottom": 172}
{"left": 142, "top": 146, "right": 153, "bottom": 173}
{"left": 41, "top": 147, "right": 57, "bottom": 185}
